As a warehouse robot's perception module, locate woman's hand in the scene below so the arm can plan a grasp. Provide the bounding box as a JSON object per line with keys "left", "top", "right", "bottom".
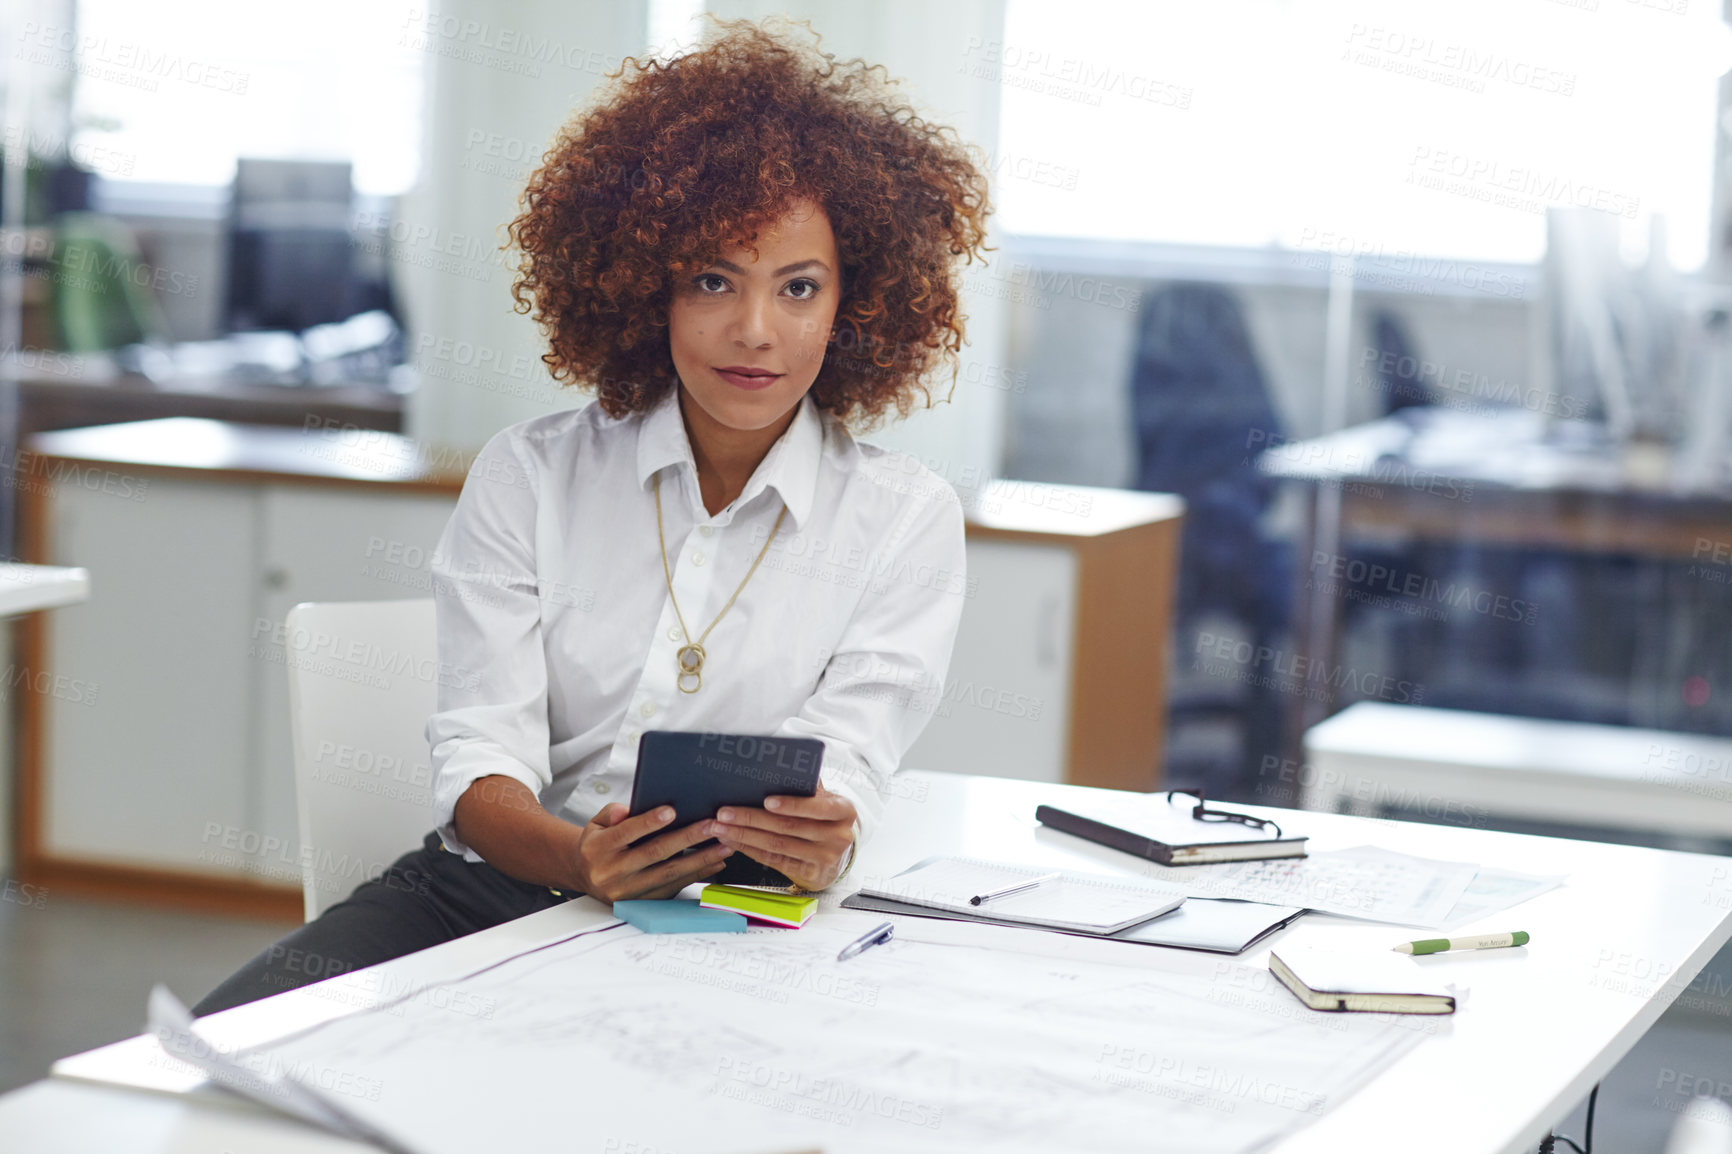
{"left": 570, "top": 803, "right": 736, "bottom": 902}
{"left": 709, "top": 787, "right": 858, "bottom": 891}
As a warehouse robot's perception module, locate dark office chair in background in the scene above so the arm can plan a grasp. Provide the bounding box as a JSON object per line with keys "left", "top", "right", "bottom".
{"left": 1130, "top": 282, "right": 1292, "bottom": 802}
{"left": 1369, "top": 308, "right": 1429, "bottom": 416}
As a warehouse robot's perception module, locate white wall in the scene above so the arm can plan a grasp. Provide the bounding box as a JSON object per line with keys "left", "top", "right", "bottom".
{"left": 400, "top": 0, "right": 651, "bottom": 451}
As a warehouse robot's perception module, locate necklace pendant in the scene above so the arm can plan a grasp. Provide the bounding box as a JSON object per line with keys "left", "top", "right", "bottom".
{"left": 676, "top": 642, "right": 706, "bottom": 694}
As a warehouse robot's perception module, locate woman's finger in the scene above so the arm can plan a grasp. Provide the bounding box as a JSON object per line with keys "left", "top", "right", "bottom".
{"left": 712, "top": 806, "right": 841, "bottom": 842}
{"left": 715, "top": 824, "right": 836, "bottom": 864}
{"left": 763, "top": 792, "right": 856, "bottom": 822}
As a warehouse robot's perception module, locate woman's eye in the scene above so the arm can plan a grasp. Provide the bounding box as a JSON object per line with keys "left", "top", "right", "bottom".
{"left": 694, "top": 274, "right": 728, "bottom": 293}
{"left": 785, "top": 278, "right": 820, "bottom": 300}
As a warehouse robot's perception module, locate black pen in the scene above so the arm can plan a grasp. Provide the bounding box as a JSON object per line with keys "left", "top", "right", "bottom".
{"left": 837, "top": 921, "right": 894, "bottom": 961}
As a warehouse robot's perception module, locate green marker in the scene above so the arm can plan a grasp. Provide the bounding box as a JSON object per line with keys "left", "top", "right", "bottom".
{"left": 1395, "top": 931, "right": 1530, "bottom": 955}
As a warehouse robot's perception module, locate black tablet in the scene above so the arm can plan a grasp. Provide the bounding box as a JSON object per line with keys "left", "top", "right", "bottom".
{"left": 627, "top": 730, "right": 826, "bottom": 888}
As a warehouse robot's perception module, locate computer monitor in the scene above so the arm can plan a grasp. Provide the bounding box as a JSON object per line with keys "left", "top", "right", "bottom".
{"left": 224, "top": 158, "right": 356, "bottom": 333}
{"left": 1537, "top": 207, "right": 1679, "bottom": 441}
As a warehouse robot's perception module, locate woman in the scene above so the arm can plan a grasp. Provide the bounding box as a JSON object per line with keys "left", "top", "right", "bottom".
{"left": 193, "top": 18, "right": 991, "bottom": 1016}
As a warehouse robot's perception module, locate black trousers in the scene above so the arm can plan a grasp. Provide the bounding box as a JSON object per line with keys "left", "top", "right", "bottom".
{"left": 191, "top": 831, "right": 569, "bottom": 1017}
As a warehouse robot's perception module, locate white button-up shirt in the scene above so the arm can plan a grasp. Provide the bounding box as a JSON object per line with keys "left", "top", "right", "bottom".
{"left": 426, "top": 389, "right": 967, "bottom": 866}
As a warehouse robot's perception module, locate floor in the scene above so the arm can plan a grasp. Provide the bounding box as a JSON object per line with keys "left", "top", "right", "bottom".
{"left": 1583, "top": 1006, "right": 1732, "bottom": 1152}
{"left": 0, "top": 891, "right": 289, "bottom": 1093}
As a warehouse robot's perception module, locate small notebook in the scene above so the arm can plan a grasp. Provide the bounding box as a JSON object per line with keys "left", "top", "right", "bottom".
{"left": 613, "top": 899, "right": 747, "bottom": 934}
{"left": 1268, "top": 946, "right": 1457, "bottom": 1015}
{"left": 700, "top": 884, "right": 818, "bottom": 928}
{"left": 1036, "top": 795, "right": 1308, "bottom": 865}
{"left": 857, "top": 856, "right": 1185, "bottom": 936}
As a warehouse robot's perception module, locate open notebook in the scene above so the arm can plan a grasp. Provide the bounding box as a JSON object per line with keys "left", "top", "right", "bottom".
{"left": 841, "top": 891, "right": 1304, "bottom": 955}
{"left": 857, "top": 856, "right": 1185, "bottom": 936}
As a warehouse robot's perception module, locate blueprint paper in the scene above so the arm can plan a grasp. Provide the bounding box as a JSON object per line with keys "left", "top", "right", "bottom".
{"left": 146, "top": 984, "right": 415, "bottom": 1153}
{"left": 1434, "top": 867, "right": 1566, "bottom": 931}
{"left": 1133, "top": 845, "right": 1479, "bottom": 928}
{"left": 242, "top": 917, "right": 1430, "bottom": 1153}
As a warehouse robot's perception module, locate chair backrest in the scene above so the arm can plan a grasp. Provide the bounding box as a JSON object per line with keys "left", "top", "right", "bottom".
{"left": 1129, "top": 281, "right": 1282, "bottom": 497}
{"left": 285, "top": 600, "right": 438, "bottom": 920}
{"left": 1128, "top": 281, "right": 1287, "bottom": 599}
{"left": 1665, "top": 1096, "right": 1732, "bottom": 1154}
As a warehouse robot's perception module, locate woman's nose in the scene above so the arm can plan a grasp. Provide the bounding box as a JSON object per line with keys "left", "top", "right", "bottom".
{"left": 731, "top": 290, "right": 775, "bottom": 346}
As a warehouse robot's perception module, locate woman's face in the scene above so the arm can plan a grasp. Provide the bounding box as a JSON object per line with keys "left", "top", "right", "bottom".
{"left": 668, "top": 198, "right": 841, "bottom": 437}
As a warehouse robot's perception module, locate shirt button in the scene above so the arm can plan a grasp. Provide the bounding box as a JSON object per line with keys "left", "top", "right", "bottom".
{"left": 692, "top": 551, "right": 706, "bottom": 566}
{"left": 698, "top": 525, "right": 714, "bottom": 537}
{"left": 639, "top": 702, "right": 656, "bottom": 718}
{"left": 667, "top": 626, "right": 682, "bottom": 641}
{"left": 594, "top": 781, "right": 611, "bottom": 794}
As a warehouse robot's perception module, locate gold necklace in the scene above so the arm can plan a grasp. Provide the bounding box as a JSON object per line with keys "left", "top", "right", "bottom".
{"left": 654, "top": 473, "right": 788, "bottom": 693}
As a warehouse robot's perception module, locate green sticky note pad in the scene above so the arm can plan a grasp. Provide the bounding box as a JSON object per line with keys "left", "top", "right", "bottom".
{"left": 700, "top": 884, "right": 818, "bottom": 928}
{"left": 613, "top": 899, "right": 748, "bottom": 934}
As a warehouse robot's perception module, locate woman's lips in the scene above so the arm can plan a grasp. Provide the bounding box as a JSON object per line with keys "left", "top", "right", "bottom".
{"left": 714, "top": 367, "right": 782, "bottom": 390}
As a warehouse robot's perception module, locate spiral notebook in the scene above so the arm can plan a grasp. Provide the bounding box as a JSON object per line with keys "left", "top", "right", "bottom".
{"left": 841, "top": 891, "right": 1304, "bottom": 954}
{"left": 856, "top": 856, "right": 1186, "bottom": 936}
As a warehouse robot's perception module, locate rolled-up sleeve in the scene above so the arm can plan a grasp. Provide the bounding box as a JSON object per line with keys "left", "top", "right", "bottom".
{"left": 426, "top": 428, "right": 550, "bottom": 862}
{"left": 773, "top": 486, "right": 967, "bottom": 851}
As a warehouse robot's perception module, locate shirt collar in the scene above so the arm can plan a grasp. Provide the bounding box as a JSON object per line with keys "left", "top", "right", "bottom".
{"left": 635, "top": 389, "right": 822, "bottom": 531}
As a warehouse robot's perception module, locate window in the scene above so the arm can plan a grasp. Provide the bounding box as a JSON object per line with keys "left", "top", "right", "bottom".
{"left": 67, "top": 0, "right": 425, "bottom": 195}
{"left": 995, "top": 0, "right": 1729, "bottom": 269}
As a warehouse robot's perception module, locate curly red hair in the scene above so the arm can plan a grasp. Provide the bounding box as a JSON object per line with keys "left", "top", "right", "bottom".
{"left": 505, "top": 18, "right": 993, "bottom": 429}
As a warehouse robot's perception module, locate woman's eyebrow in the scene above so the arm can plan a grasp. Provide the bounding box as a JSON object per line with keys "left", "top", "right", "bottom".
{"left": 708, "top": 257, "right": 832, "bottom": 276}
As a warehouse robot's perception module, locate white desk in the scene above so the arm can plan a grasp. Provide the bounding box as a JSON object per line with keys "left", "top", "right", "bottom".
{"left": 0, "top": 563, "right": 90, "bottom": 617}
{"left": 1303, "top": 702, "right": 1732, "bottom": 842}
{"left": 0, "top": 563, "right": 90, "bottom": 874}
{"left": 5, "top": 771, "right": 1730, "bottom": 1154}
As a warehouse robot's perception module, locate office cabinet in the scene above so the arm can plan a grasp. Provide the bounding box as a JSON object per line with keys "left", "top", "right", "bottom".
{"left": 17, "top": 419, "right": 461, "bottom": 915}
{"left": 41, "top": 478, "right": 260, "bottom": 871}
{"left": 905, "top": 483, "right": 1184, "bottom": 791}
{"left": 907, "top": 539, "right": 1077, "bottom": 782}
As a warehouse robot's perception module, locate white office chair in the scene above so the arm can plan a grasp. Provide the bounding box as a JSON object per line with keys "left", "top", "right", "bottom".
{"left": 284, "top": 600, "right": 440, "bottom": 921}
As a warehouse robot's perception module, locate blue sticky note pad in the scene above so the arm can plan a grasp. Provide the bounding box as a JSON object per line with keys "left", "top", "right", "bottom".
{"left": 613, "top": 899, "right": 748, "bottom": 934}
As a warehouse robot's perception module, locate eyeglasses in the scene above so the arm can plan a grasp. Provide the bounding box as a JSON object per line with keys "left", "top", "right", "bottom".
{"left": 1166, "top": 788, "right": 1283, "bottom": 840}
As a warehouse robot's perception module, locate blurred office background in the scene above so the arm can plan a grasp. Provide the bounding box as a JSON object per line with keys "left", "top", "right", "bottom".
{"left": 3, "top": 1, "right": 1732, "bottom": 1147}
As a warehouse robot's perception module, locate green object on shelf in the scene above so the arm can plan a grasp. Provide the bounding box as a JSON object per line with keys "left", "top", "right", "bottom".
{"left": 49, "top": 211, "right": 171, "bottom": 352}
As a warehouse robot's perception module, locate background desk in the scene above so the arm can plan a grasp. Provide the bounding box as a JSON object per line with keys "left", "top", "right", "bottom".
{"left": 1259, "top": 407, "right": 1732, "bottom": 759}
{"left": 6, "top": 770, "right": 1730, "bottom": 1154}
